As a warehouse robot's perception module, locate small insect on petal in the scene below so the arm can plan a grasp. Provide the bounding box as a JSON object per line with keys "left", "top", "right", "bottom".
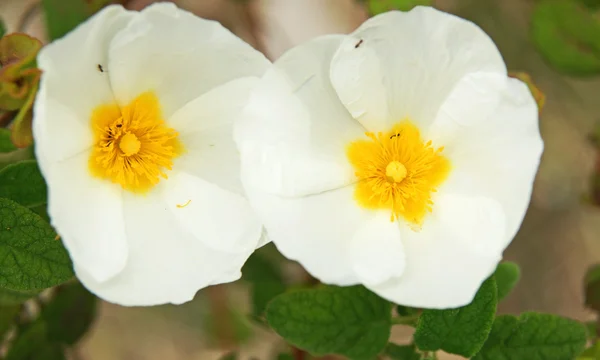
{"left": 355, "top": 39, "right": 364, "bottom": 48}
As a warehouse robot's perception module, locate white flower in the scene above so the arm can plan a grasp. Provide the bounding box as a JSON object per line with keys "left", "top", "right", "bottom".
{"left": 234, "top": 7, "right": 543, "bottom": 308}
{"left": 33, "top": 3, "right": 270, "bottom": 306}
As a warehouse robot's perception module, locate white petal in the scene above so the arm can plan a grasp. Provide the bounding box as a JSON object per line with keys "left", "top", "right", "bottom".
{"left": 330, "top": 7, "right": 506, "bottom": 132}
{"left": 162, "top": 171, "right": 263, "bottom": 254}
{"left": 244, "top": 185, "right": 369, "bottom": 285}
{"left": 430, "top": 77, "right": 543, "bottom": 247}
{"left": 369, "top": 194, "right": 504, "bottom": 309}
{"left": 34, "top": 5, "right": 134, "bottom": 161}
{"left": 42, "top": 152, "right": 128, "bottom": 283}
{"left": 170, "top": 77, "right": 259, "bottom": 195}
{"left": 75, "top": 190, "right": 253, "bottom": 306}
{"left": 349, "top": 212, "right": 404, "bottom": 285}
{"left": 107, "top": 2, "right": 269, "bottom": 119}
{"left": 235, "top": 35, "right": 364, "bottom": 197}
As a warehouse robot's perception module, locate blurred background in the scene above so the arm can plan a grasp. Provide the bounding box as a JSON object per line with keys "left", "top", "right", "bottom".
{"left": 1, "top": 0, "right": 599, "bottom": 359}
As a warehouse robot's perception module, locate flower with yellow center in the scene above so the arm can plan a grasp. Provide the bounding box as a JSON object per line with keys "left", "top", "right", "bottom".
{"left": 235, "top": 7, "right": 543, "bottom": 308}
{"left": 33, "top": 3, "right": 270, "bottom": 306}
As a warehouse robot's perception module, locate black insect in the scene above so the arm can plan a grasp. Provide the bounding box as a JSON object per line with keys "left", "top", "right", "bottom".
{"left": 97, "top": 64, "right": 104, "bottom": 72}
{"left": 390, "top": 133, "right": 401, "bottom": 140}
{"left": 355, "top": 39, "right": 364, "bottom": 48}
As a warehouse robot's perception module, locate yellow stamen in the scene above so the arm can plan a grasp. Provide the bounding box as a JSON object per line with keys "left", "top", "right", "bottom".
{"left": 88, "top": 92, "right": 183, "bottom": 193}
{"left": 347, "top": 121, "right": 450, "bottom": 224}
{"left": 176, "top": 200, "right": 192, "bottom": 208}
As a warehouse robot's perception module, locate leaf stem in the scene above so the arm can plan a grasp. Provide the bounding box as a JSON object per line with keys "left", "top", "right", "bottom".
{"left": 391, "top": 314, "right": 420, "bottom": 326}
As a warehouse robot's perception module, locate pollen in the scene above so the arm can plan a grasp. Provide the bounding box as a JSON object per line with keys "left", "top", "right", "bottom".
{"left": 347, "top": 121, "right": 450, "bottom": 224}
{"left": 88, "top": 92, "right": 183, "bottom": 193}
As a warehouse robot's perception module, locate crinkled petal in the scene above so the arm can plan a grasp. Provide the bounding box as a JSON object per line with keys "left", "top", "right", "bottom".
{"left": 235, "top": 35, "right": 363, "bottom": 197}
{"left": 75, "top": 189, "right": 254, "bottom": 306}
{"left": 243, "top": 184, "right": 369, "bottom": 285}
{"left": 107, "top": 2, "right": 269, "bottom": 119}
{"left": 170, "top": 77, "right": 259, "bottom": 195}
{"left": 429, "top": 77, "right": 543, "bottom": 247}
{"left": 34, "top": 5, "right": 134, "bottom": 161}
{"left": 162, "top": 171, "right": 263, "bottom": 254}
{"left": 349, "top": 212, "right": 404, "bottom": 285}
{"left": 368, "top": 193, "right": 504, "bottom": 308}
{"left": 330, "top": 7, "right": 506, "bottom": 132}
{"left": 42, "top": 152, "right": 128, "bottom": 284}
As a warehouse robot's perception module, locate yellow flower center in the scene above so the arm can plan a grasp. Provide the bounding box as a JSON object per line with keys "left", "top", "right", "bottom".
{"left": 88, "top": 91, "right": 183, "bottom": 193}
{"left": 385, "top": 161, "right": 407, "bottom": 183}
{"left": 347, "top": 121, "right": 450, "bottom": 224}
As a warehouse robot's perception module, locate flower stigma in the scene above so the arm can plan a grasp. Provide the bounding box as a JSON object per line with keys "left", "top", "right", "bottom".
{"left": 88, "top": 92, "right": 183, "bottom": 193}
{"left": 347, "top": 121, "right": 450, "bottom": 224}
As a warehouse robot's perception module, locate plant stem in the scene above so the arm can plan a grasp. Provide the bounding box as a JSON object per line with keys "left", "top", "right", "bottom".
{"left": 391, "top": 314, "right": 420, "bottom": 326}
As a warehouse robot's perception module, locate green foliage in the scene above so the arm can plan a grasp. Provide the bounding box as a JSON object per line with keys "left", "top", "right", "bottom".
{"left": 578, "top": 0, "right": 600, "bottom": 9}
{"left": 0, "top": 198, "right": 73, "bottom": 292}
{"left": 0, "top": 129, "right": 16, "bottom": 153}
{"left": 5, "top": 321, "right": 66, "bottom": 360}
{"left": 578, "top": 341, "right": 600, "bottom": 359}
{"left": 414, "top": 277, "right": 497, "bottom": 358}
{"left": 0, "top": 161, "right": 47, "bottom": 208}
{"left": 0, "top": 304, "right": 20, "bottom": 339}
{"left": 266, "top": 285, "right": 392, "bottom": 360}
{"left": 396, "top": 305, "right": 419, "bottom": 317}
{"left": 0, "top": 288, "right": 39, "bottom": 305}
{"left": 585, "top": 264, "right": 600, "bottom": 313}
{"left": 385, "top": 343, "right": 420, "bottom": 360}
{"left": 367, "top": 0, "right": 432, "bottom": 15}
{"left": 41, "top": 0, "right": 113, "bottom": 41}
{"left": 276, "top": 354, "right": 294, "bottom": 360}
{"left": 242, "top": 250, "right": 286, "bottom": 318}
{"left": 494, "top": 262, "right": 521, "bottom": 301}
{"left": 532, "top": 0, "right": 600, "bottom": 76}
{"left": 42, "top": 282, "right": 97, "bottom": 345}
{"left": 473, "top": 312, "right": 588, "bottom": 360}
{"left": 0, "top": 19, "right": 5, "bottom": 39}
{"left": 42, "top": 0, "right": 90, "bottom": 41}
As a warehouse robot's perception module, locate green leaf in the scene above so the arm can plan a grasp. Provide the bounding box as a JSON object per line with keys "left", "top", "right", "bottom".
{"left": 494, "top": 262, "right": 521, "bottom": 301}
{"left": 0, "top": 304, "right": 20, "bottom": 339}
{"left": 585, "top": 264, "right": 600, "bottom": 313}
{"left": 578, "top": 341, "right": 600, "bottom": 359}
{"left": 473, "top": 312, "right": 588, "bottom": 360}
{"left": 42, "top": 282, "right": 97, "bottom": 345}
{"left": 276, "top": 354, "right": 294, "bottom": 360}
{"left": 532, "top": 0, "right": 600, "bottom": 76}
{"left": 0, "top": 160, "right": 47, "bottom": 208}
{"left": 242, "top": 251, "right": 286, "bottom": 317}
{"left": 41, "top": 0, "right": 90, "bottom": 41}
{"left": 0, "top": 129, "right": 16, "bottom": 153}
{"left": 0, "top": 198, "right": 73, "bottom": 292}
{"left": 414, "top": 277, "right": 497, "bottom": 358}
{"left": 5, "top": 321, "right": 66, "bottom": 360}
{"left": 368, "top": 0, "right": 432, "bottom": 15}
{"left": 266, "top": 285, "right": 392, "bottom": 360}
{"left": 396, "top": 305, "right": 419, "bottom": 317}
{"left": 0, "top": 288, "right": 39, "bottom": 305}
{"left": 385, "top": 343, "right": 420, "bottom": 360}
{"left": 0, "top": 20, "right": 5, "bottom": 39}
{"left": 578, "top": 0, "right": 600, "bottom": 9}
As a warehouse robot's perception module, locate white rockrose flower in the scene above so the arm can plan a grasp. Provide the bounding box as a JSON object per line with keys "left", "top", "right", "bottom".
{"left": 33, "top": 3, "right": 270, "bottom": 306}
{"left": 234, "top": 7, "right": 543, "bottom": 308}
